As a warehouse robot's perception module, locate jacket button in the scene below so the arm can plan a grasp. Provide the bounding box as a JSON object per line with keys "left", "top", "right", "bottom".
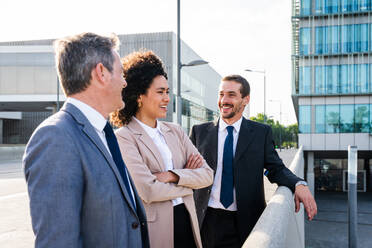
{"left": 132, "top": 222, "right": 139, "bottom": 229}
{"left": 207, "top": 189, "right": 211, "bottom": 193}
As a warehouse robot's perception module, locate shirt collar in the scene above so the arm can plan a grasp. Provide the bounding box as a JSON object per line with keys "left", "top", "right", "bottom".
{"left": 67, "top": 97, "right": 107, "bottom": 132}
{"left": 133, "top": 117, "right": 163, "bottom": 139}
{"left": 219, "top": 116, "right": 243, "bottom": 133}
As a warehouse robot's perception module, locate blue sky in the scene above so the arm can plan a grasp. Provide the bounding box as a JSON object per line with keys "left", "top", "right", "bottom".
{"left": 1, "top": 0, "right": 296, "bottom": 124}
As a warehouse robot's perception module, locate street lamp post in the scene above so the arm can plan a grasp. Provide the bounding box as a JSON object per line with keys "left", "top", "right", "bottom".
{"left": 245, "top": 69, "right": 266, "bottom": 123}
{"left": 269, "top": 99, "right": 282, "bottom": 151}
{"left": 176, "top": 0, "right": 208, "bottom": 126}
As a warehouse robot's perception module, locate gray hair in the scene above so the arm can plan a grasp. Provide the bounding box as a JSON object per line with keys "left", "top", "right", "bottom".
{"left": 54, "top": 32, "right": 120, "bottom": 96}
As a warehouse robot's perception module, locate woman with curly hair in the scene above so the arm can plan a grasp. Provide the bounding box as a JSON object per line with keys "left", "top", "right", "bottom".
{"left": 111, "top": 50, "right": 213, "bottom": 248}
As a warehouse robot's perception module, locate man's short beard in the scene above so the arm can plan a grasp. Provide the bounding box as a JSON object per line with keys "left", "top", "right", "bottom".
{"left": 220, "top": 104, "right": 243, "bottom": 119}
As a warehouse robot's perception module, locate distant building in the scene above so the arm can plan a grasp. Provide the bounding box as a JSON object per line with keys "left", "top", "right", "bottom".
{"left": 292, "top": 0, "right": 372, "bottom": 193}
{"left": 0, "top": 32, "right": 221, "bottom": 144}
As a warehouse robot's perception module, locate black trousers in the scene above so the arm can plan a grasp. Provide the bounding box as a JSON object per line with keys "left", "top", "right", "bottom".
{"left": 201, "top": 207, "right": 241, "bottom": 248}
{"left": 174, "top": 204, "right": 197, "bottom": 248}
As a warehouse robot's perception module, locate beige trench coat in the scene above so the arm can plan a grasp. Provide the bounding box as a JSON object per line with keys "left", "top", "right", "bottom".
{"left": 115, "top": 120, "right": 213, "bottom": 248}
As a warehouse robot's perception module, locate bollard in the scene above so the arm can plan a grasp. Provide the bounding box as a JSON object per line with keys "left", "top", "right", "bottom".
{"left": 348, "top": 145, "right": 358, "bottom": 248}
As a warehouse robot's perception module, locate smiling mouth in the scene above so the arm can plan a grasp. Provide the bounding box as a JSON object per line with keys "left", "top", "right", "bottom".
{"left": 220, "top": 104, "right": 233, "bottom": 109}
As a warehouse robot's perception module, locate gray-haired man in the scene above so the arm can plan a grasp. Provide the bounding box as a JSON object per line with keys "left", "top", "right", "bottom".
{"left": 23, "top": 32, "right": 149, "bottom": 248}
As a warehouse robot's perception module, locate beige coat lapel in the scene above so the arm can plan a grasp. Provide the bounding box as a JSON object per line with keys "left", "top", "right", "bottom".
{"left": 127, "top": 120, "right": 165, "bottom": 172}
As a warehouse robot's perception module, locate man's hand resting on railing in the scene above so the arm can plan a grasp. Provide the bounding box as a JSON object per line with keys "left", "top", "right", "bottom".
{"left": 294, "top": 185, "right": 317, "bottom": 220}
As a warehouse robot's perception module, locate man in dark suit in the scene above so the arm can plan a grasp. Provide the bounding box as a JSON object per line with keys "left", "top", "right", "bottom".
{"left": 190, "top": 74, "right": 317, "bottom": 248}
{"left": 23, "top": 33, "right": 149, "bottom": 248}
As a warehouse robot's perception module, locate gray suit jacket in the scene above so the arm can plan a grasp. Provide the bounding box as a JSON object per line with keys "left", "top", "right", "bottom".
{"left": 23, "top": 102, "right": 149, "bottom": 248}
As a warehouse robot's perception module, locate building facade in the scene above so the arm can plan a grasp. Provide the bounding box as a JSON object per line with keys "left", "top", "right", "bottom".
{"left": 0, "top": 32, "right": 221, "bottom": 144}
{"left": 292, "top": 0, "right": 372, "bottom": 193}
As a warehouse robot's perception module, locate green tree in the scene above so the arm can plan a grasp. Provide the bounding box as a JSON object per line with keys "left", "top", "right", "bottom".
{"left": 249, "top": 113, "right": 298, "bottom": 148}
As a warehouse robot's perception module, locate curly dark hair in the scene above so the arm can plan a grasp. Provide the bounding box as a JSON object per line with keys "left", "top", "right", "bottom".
{"left": 110, "top": 50, "right": 168, "bottom": 127}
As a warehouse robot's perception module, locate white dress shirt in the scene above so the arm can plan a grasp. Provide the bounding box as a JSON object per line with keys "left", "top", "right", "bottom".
{"left": 67, "top": 97, "right": 136, "bottom": 206}
{"left": 208, "top": 117, "right": 243, "bottom": 211}
{"left": 134, "top": 117, "right": 183, "bottom": 206}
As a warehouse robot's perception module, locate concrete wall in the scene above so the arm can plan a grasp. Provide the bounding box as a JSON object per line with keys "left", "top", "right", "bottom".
{"left": 243, "top": 147, "right": 305, "bottom": 248}
{"left": 0, "top": 145, "right": 25, "bottom": 160}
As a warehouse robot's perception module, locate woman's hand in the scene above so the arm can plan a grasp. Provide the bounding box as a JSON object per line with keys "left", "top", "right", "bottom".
{"left": 185, "top": 153, "right": 203, "bottom": 169}
{"left": 153, "top": 171, "right": 179, "bottom": 183}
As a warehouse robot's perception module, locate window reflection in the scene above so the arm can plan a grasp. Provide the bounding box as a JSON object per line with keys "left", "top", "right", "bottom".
{"left": 355, "top": 104, "right": 370, "bottom": 132}
{"left": 299, "top": 63, "right": 372, "bottom": 95}
{"left": 308, "top": 104, "right": 371, "bottom": 133}
{"left": 299, "top": 105, "right": 311, "bottom": 133}
{"left": 340, "top": 104, "right": 354, "bottom": 132}
{"left": 300, "top": 28, "right": 311, "bottom": 55}
{"left": 315, "top": 105, "right": 326, "bottom": 133}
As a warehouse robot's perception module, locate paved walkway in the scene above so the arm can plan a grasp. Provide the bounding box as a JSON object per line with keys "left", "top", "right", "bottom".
{"left": 0, "top": 160, "right": 33, "bottom": 248}
{"left": 305, "top": 191, "right": 372, "bottom": 248}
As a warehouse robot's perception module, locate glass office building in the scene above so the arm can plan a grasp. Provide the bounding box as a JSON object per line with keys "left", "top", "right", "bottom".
{"left": 0, "top": 32, "right": 220, "bottom": 143}
{"left": 292, "top": 0, "right": 372, "bottom": 192}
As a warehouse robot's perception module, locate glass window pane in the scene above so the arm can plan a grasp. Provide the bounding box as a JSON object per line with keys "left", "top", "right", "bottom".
{"left": 341, "top": 0, "right": 353, "bottom": 12}
{"left": 361, "top": 23, "right": 368, "bottom": 52}
{"left": 315, "top": 105, "right": 326, "bottom": 133}
{"left": 315, "top": 27, "right": 324, "bottom": 54}
{"left": 360, "top": 0, "right": 370, "bottom": 11}
{"left": 355, "top": 104, "right": 370, "bottom": 133}
{"left": 325, "top": 0, "right": 338, "bottom": 13}
{"left": 326, "top": 105, "right": 340, "bottom": 133}
{"left": 340, "top": 64, "right": 351, "bottom": 93}
{"left": 354, "top": 24, "right": 361, "bottom": 52}
{"left": 370, "top": 104, "right": 372, "bottom": 131}
{"left": 299, "top": 105, "right": 311, "bottom": 133}
{"left": 301, "top": 0, "right": 311, "bottom": 15}
{"left": 349, "top": 64, "right": 355, "bottom": 93}
{"left": 300, "top": 66, "right": 311, "bottom": 94}
{"left": 327, "top": 65, "right": 339, "bottom": 94}
{"left": 315, "top": 66, "right": 326, "bottom": 94}
{"left": 341, "top": 25, "right": 353, "bottom": 53}
{"left": 315, "top": 0, "right": 325, "bottom": 14}
{"left": 331, "top": 26, "right": 340, "bottom": 54}
{"left": 340, "top": 105, "right": 354, "bottom": 133}
{"left": 300, "top": 28, "right": 311, "bottom": 55}
{"left": 354, "top": 64, "right": 368, "bottom": 93}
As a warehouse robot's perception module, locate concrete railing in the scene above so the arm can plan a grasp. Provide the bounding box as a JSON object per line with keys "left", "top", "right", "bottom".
{"left": 243, "top": 146, "right": 305, "bottom": 248}
{"left": 0, "top": 145, "right": 26, "bottom": 160}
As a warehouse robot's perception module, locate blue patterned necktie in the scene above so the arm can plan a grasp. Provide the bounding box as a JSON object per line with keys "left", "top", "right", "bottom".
{"left": 104, "top": 122, "right": 136, "bottom": 209}
{"left": 220, "top": 125, "right": 234, "bottom": 208}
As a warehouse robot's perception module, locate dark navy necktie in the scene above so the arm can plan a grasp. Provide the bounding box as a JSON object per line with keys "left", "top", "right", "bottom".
{"left": 220, "top": 125, "right": 234, "bottom": 208}
{"left": 104, "top": 122, "right": 136, "bottom": 209}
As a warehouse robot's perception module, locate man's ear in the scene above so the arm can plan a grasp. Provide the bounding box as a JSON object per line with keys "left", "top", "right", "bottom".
{"left": 243, "top": 95, "right": 250, "bottom": 106}
{"left": 92, "top": 63, "right": 109, "bottom": 86}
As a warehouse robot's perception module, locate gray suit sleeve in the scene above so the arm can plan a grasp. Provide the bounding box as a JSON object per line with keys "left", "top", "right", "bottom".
{"left": 23, "top": 125, "right": 83, "bottom": 248}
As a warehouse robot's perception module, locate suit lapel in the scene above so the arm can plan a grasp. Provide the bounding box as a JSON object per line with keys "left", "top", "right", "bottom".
{"left": 127, "top": 120, "right": 166, "bottom": 172}
{"left": 61, "top": 102, "right": 137, "bottom": 214}
{"left": 234, "top": 118, "right": 255, "bottom": 164}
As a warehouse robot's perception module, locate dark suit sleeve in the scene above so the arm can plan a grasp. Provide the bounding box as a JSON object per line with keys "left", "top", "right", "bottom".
{"left": 189, "top": 125, "right": 197, "bottom": 146}
{"left": 263, "top": 126, "right": 302, "bottom": 193}
{"left": 23, "top": 125, "right": 83, "bottom": 248}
